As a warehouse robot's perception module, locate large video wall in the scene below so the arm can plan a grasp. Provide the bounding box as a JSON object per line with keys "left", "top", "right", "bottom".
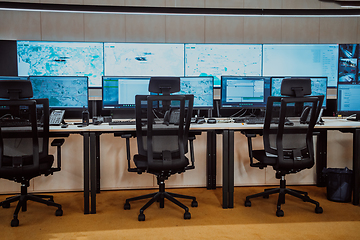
{"left": 17, "top": 41, "right": 340, "bottom": 88}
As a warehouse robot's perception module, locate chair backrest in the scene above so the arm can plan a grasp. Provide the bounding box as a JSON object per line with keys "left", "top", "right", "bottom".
{"left": 263, "top": 78, "right": 324, "bottom": 172}
{"left": 0, "top": 80, "right": 50, "bottom": 181}
{"left": 135, "top": 93, "right": 194, "bottom": 171}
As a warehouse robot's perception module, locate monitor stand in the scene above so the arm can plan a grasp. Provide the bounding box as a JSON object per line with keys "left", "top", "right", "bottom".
{"left": 347, "top": 113, "right": 360, "bottom": 121}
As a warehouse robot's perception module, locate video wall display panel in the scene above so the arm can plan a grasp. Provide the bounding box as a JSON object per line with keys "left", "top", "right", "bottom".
{"left": 17, "top": 41, "right": 104, "bottom": 88}
{"left": 263, "top": 44, "right": 339, "bottom": 88}
{"left": 104, "top": 43, "right": 184, "bottom": 77}
{"left": 184, "top": 44, "right": 262, "bottom": 87}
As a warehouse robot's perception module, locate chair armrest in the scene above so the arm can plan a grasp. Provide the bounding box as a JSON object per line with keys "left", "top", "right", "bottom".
{"left": 50, "top": 138, "right": 65, "bottom": 171}
{"left": 120, "top": 134, "right": 138, "bottom": 173}
{"left": 185, "top": 136, "right": 196, "bottom": 170}
{"left": 242, "top": 132, "right": 257, "bottom": 167}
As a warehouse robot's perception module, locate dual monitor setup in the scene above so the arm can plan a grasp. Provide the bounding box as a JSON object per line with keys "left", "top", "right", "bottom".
{"left": 2, "top": 74, "right": 360, "bottom": 121}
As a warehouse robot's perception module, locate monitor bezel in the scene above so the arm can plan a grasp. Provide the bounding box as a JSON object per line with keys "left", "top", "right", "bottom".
{"left": 28, "top": 75, "right": 89, "bottom": 111}
{"left": 102, "top": 76, "right": 151, "bottom": 110}
{"left": 270, "top": 76, "right": 328, "bottom": 109}
{"left": 178, "top": 76, "right": 214, "bottom": 110}
{"left": 220, "top": 76, "right": 270, "bottom": 110}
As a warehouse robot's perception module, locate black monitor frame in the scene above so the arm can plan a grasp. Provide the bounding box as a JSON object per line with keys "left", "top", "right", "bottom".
{"left": 28, "top": 75, "right": 89, "bottom": 111}
{"left": 270, "top": 76, "right": 328, "bottom": 108}
{"left": 220, "top": 76, "right": 270, "bottom": 110}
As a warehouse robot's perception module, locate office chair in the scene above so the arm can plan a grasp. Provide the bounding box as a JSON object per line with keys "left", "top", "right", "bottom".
{"left": 244, "top": 78, "right": 324, "bottom": 217}
{"left": 0, "top": 80, "right": 64, "bottom": 227}
{"left": 123, "top": 77, "right": 198, "bottom": 221}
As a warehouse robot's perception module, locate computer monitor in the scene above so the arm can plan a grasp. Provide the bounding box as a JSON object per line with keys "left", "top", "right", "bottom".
{"left": 17, "top": 41, "right": 104, "bottom": 87}
{"left": 185, "top": 44, "right": 263, "bottom": 87}
{"left": 104, "top": 43, "right": 184, "bottom": 77}
{"left": 270, "top": 77, "right": 327, "bottom": 108}
{"left": 337, "top": 83, "right": 360, "bottom": 120}
{"left": 263, "top": 44, "right": 339, "bottom": 87}
{"left": 220, "top": 76, "right": 270, "bottom": 109}
{"left": 174, "top": 76, "right": 214, "bottom": 109}
{"left": 102, "top": 76, "right": 151, "bottom": 110}
{"left": 29, "top": 76, "right": 89, "bottom": 110}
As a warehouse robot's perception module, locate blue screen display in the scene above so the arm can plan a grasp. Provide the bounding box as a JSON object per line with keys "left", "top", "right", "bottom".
{"left": 102, "top": 76, "right": 151, "bottom": 109}
{"left": 29, "top": 76, "right": 88, "bottom": 109}
{"left": 270, "top": 77, "right": 327, "bottom": 108}
{"left": 221, "top": 76, "right": 270, "bottom": 109}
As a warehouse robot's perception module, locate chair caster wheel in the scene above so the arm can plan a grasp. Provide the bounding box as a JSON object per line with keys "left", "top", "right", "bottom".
{"left": 315, "top": 206, "right": 323, "bottom": 214}
{"left": 276, "top": 209, "right": 284, "bottom": 217}
{"left": 2, "top": 203, "right": 10, "bottom": 208}
{"left": 124, "top": 202, "right": 130, "bottom": 210}
{"left": 11, "top": 218, "right": 19, "bottom": 227}
{"left": 138, "top": 213, "right": 145, "bottom": 221}
{"left": 184, "top": 211, "right": 191, "bottom": 219}
{"left": 244, "top": 200, "right": 251, "bottom": 207}
{"left": 55, "top": 208, "right": 63, "bottom": 216}
{"left": 191, "top": 200, "right": 198, "bottom": 207}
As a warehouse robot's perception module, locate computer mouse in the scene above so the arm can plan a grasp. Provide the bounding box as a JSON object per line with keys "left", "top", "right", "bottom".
{"left": 207, "top": 118, "right": 216, "bottom": 124}
{"left": 93, "top": 120, "right": 101, "bottom": 125}
{"left": 61, "top": 124, "right": 68, "bottom": 128}
{"left": 196, "top": 118, "right": 206, "bottom": 124}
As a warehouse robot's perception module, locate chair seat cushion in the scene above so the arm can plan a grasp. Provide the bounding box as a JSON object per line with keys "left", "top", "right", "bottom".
{"left": 0, "top": 155, "right": 54, "bottom": 181}
{"left": 252, "top": 150, "right": 277, "bottom": 166}
{"left": 134, "top": 154, "right": 189, "bottom": 172}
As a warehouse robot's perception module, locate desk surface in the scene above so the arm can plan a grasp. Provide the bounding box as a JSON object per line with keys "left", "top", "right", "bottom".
{"left": 50, "top": 117, "right": 360, "bottom": 132}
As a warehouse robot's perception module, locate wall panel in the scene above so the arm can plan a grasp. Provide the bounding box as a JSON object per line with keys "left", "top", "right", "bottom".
{"left": 0, "top": 11, "right": 41, "bottom": 40}
{"left": 125, "top": 15, "right": 166, "bottom": 42}
{"left": 84, "top": 13, "right": 126, "bottom": 42}
{"left": 166, "top": 15, "right": 205, "bottom": 43}
{"left": 281, "top": 17, "right": 320, "bottom": 43}
{"left": 41, "top": 12, "right": 85, "bottom": 41}
{"left": 319, "top": 17, "right": 358, "bottom": 43}
{"left": 205, "top": 16, "right": 244, "bottom": 43}
{"left": 244, "top": 17, "right": 282, "bottom": 43}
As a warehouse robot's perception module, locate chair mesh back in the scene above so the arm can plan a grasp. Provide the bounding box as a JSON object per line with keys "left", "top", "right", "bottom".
{"left": 264, "top": 95, "right": 323, "bottom": 171}
{"left": 135, "top": 94, "right": 193, "bottom": 170}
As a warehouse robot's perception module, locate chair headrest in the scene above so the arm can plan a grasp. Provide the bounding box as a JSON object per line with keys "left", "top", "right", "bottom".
{"left": 149, "top": 77, "right": 180, "bottom": 95}
{"left": 0, "top": 80, "right": 33, "bottom": 100}
{"left": 281, "top": 78, "right": 311, "bottom": 97}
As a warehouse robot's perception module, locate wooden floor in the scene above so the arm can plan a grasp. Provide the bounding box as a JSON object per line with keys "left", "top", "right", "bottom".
{"left": 1, "top": 186, "right": 360, "bottom": 239}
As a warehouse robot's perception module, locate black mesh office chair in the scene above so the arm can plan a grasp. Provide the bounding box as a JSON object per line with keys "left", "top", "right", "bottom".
{"left": 244, "top": 78, "right": 324, "bottom": 217}
{"left": 123, "top": 77, "right": 198, "bottom": 221}
{"left": 0, "top": 80, "right": 64, "bottom": 227}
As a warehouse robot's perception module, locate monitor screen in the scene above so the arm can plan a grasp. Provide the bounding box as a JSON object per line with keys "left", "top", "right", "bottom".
{"left": 337, "top": 83, "right": 360, "bottom": 115}
{"left": 270, "top": 77, "right": 327, "bottom": 108}
{"left": 104, "top": 43, "right": 184, "bottom": 77}
{"left": 174, "top": 76, "right": 214, "bottom": 109}
{"left": 263, "top": 44, "right": 339, "bottom": 88}
{"left": 102, "top": 76, "right": 151, "bottom": 109}
{"left": 29, "top": 76, "right": 89, "bottom": 109}
{"left": 220, "top": 76, "right": 270, "bottom": 109}
{"left": 17, "top": 41, "right": 104, "bottom": 87}
{"left": 185, "top": 44, "right": 263, "bottom": 87}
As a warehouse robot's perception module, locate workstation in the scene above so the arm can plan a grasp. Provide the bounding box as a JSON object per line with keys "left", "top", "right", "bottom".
{"left": 1, "top": 0, "right": 360, "bottom": 238}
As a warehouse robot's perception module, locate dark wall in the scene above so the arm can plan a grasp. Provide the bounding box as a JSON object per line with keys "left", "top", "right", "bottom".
{"left": 0, "top": 40, "right": 17, "bottom": 76}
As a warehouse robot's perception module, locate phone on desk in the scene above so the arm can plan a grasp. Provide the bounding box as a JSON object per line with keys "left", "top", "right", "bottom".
{"left": 300, "top": 106, "right": 323, "bottom": 125}
{"left": 49, "top": 110, "right": 65, "bottom": 126}
{"left": 164, "top": 109, "right": 181, "bottom": 125}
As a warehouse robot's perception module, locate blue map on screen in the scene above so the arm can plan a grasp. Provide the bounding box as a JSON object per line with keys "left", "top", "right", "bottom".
{"left": 17, "top": 41, "right": 104, "bottom": 87}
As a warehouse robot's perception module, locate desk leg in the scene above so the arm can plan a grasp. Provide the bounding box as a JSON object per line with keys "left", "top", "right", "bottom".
{"left": 222, "top": 130, "right": 229, "bottom": 209}
{"left": 96, "top": 134, "right": 101, "bottom": 194}
{"left": 353, "top": 129, "right": 360, "bottom": 205}
{"left": 222, "top": 130, "right": 234, "bottom": 209}
{"left": 83, "top": 132, "right": 90, "bottom": 214}
{"left": 316, "top": 130, "right": 327, "bottom": 187}
{"left": 207, "top": 130, "right": 216, "bottom": 190}
{"left": 90, "top": 132, "right": 97, "bottom": 214}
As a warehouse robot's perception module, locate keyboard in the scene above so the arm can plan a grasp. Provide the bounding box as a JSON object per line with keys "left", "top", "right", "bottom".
{"left": 0, "top": 120, "right": 31, "bottom": 127}
{"left": 235, "top": 117, "right": 293, "bottom": 125}
{"left": 109, "top": 120, "right": 136, "bottom": 125}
